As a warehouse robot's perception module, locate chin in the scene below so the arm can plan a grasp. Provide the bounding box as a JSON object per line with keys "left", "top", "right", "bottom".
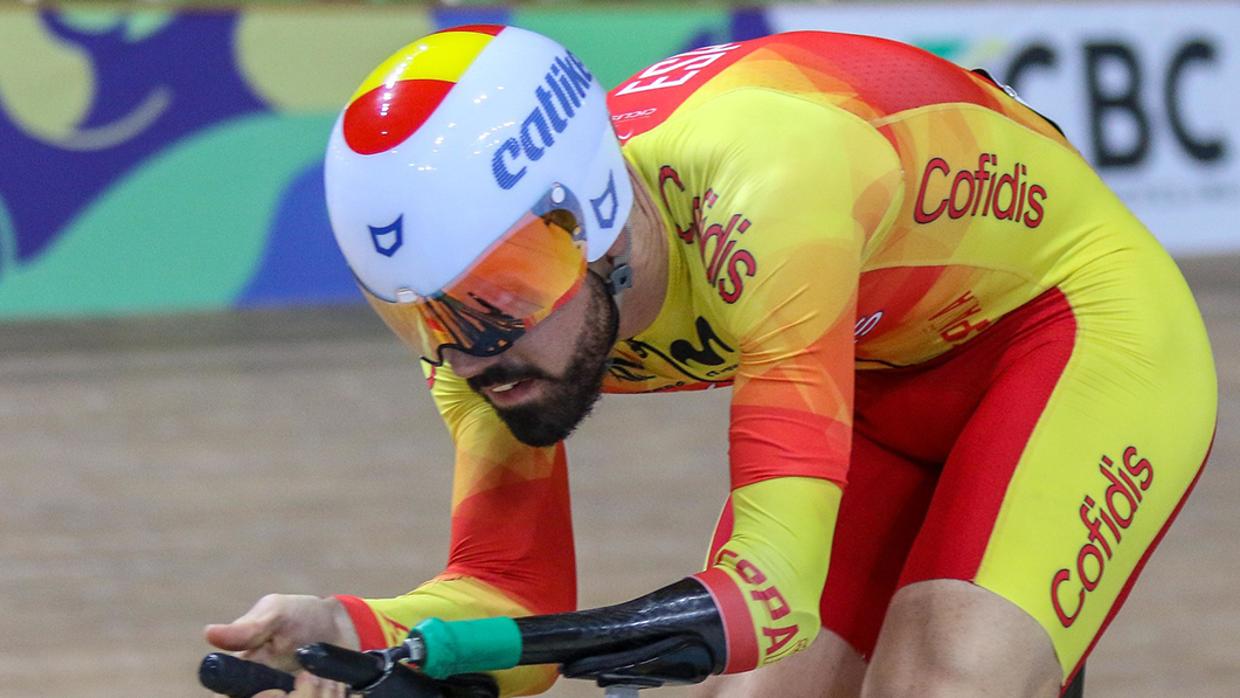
{"left": 496, "top": 388, "right": 602, "bottom": 447}
{"left": 492, "top": 272, "right": 617, "bottom": 447}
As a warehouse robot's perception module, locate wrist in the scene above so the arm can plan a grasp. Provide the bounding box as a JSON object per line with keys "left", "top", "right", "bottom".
{"left": 325, "top": 595, "right": 362, "bottom": 650}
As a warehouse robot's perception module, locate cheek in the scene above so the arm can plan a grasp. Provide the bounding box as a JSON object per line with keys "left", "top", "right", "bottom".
{"left": 512, "top": 289, "right": 591, "bottom": 373}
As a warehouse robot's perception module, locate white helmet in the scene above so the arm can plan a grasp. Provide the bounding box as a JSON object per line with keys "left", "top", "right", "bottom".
{"left": 324, "top": 24, "right": 633, "bottom": 364}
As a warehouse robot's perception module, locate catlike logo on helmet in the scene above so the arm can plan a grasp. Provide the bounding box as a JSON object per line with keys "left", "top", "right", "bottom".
{"left": 491, "top": 53, "right": 594, "bottom": 190}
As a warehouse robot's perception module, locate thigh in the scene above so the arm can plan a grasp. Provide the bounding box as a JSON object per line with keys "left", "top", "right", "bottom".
{"left": 865, "top": 579, "right": 1062, "bottom": 698}
{"left": 689, "top": 628, "right": 866, "bottom": 698}
{"left": 818, "top": 433, "right": 937, "bottom": 659}
{"left": 898, "top": 273, "right": 1217, "bottom": 686}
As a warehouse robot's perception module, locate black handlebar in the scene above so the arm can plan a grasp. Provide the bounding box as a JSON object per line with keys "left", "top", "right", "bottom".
{"left": 295, "top": 642, "right": 389, "bottom": 690}
{"left": 198, "top": 647, "right": 499, "bottom": 698}
{"left": 198, "top": 653, "right": 295, "bottom": 697}
{"left": 297, "top": 643, "right": 500, "bottom": 697}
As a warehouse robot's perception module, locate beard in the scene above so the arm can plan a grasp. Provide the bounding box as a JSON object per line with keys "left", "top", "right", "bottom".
{"left": 467, "top": 272, "right": 619, "bottom": 447}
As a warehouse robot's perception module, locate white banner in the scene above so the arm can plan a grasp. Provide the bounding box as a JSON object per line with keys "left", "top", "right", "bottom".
{"left": 768, "top": 2, "right": 1240, "bottom": 256}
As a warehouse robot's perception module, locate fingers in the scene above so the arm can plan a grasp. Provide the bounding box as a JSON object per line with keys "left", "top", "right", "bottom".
{"left": 204, "top": 617, "right": 274, "bottom": 652}
{"left": 296, "top": 670, "right": 349, "bottom": 697}
{"left": 204, "top": 594, "right": 346, "bottom": 675}
{"left": 204, "top": 600, "right": 288, "bottom": 671}
{"left": 245, "top": 670, "right": 346, "bottom": 697}
{"left": 204, "top": 594, "right": 287, "bottom": 651}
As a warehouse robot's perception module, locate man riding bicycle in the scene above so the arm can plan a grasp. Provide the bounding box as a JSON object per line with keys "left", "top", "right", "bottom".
{"left": 206, "top": 25, "right": 1218, "bottom": 697}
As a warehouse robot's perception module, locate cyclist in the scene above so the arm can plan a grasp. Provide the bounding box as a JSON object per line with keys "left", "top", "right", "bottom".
{"left": 206, "top": 25, "right": 1217, "bottom": 697}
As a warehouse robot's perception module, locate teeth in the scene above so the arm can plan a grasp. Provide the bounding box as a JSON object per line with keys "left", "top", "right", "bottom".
{"left": 491, "top": 381, "right": 518, "bottom": 393}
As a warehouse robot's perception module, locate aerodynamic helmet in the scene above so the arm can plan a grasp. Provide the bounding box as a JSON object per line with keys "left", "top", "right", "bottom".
{"left": 324, "top": 24, "right": 633, "bottom": 365}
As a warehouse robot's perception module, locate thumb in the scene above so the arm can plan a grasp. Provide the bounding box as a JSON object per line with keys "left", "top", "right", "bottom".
{"left": 204, "top": 617, "right": 273, "bottom": 652}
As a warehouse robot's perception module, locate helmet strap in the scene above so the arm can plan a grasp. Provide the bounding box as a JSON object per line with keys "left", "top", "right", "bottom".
{"left": 593, "top": 224, "right": 634, "bottom": 302}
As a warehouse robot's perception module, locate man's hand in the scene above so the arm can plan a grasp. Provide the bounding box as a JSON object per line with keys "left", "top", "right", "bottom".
{"left": 204, "top": 594, "right": 361, "bottom": 673}
{"left": 253, "top": 670, "right": 347, "bottom": 698}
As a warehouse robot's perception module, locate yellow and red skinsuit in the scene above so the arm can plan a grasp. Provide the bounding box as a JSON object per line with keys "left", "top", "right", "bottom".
{"left": 339, "top": 32, "right": 1217, "bottom": 694}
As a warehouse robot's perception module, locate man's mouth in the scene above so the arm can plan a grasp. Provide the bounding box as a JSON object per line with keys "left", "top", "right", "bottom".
{"left": 483, "top": 378, "right": 541, "bottom": 406}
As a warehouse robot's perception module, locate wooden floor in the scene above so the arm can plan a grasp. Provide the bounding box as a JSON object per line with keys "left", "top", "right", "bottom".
{"left": 0, "top": 256, "right": 1234, "bottom": 697}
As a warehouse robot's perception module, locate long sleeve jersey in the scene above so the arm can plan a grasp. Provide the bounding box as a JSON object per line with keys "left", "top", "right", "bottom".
{"left": 338, "top": 31, "right": 1152, "bottom": 695}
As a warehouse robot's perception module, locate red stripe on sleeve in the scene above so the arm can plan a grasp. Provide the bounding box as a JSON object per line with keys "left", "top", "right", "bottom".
{"left": 442, "top": 444, "right": 576, "bottom": 615}
{"left": 692, "top": 568, "right": 759, "bottom": 673}
{"left": 333, "top": 594, "right": 387, "bottom": 650}
{"left": 706, "top": 498, "right": 736, "bottom": 564}
{"left": 730, "top": 404, "right": 850, "bottom": 488}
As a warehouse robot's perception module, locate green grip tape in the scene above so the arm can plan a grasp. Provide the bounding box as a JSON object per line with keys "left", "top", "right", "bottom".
{"left": 414, "top": 616, "right": 523, "bottom": 679}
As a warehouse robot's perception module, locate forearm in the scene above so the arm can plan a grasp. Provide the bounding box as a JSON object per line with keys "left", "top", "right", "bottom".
{"left": 340, "top": 575, "right": 560, "bottom": 696}
{"left": 517, "top": 477, "right": 841, "bottom": 675}
{"left": 335, "top": 438, "right": 575, "bottom": 696}
{"left": 338, "top": 575, "right": 539, "bottom": 649}
{"left": 694, "top": 477, "right": 842, "bottom": 672}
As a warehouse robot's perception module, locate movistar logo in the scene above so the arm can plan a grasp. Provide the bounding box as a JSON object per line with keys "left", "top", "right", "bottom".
{"left": 491, "top": 53, "right": 593, "bottom": 190}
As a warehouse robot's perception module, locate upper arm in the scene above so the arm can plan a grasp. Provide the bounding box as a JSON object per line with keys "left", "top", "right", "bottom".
{"left": 689, "top": 89, "right": 903, "bottom": 488}
{"left": 422, "top": 361, "right": 577, "bottom": 615}
{"left": 672, "top": 90, "right": 902, "bottom": 671}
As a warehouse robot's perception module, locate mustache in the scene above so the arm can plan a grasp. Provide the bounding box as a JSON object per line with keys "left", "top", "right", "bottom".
{"left": 467, "top": 363, "right": 558, "bottom": 393}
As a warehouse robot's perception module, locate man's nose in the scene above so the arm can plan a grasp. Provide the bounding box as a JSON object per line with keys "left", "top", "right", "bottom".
{"left": 441, "top": 348, "right": 499, "bottom": 379}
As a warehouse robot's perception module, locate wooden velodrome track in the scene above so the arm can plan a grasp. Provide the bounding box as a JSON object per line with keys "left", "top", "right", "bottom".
{"left": 0, "top": 257, "right": 1234, "bottom": 697}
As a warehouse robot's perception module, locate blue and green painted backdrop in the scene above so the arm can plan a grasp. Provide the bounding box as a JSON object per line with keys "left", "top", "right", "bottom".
{"left": 0, "top": 6, "right": 778, "bottom": 318}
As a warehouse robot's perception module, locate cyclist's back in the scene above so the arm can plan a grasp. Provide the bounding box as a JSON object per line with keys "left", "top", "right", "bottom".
{"left": 607, "top": 31, "right": 1217, "bottom": 692}
{"left": 607, "top": 31, "right": 1194, "bottom": 373}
